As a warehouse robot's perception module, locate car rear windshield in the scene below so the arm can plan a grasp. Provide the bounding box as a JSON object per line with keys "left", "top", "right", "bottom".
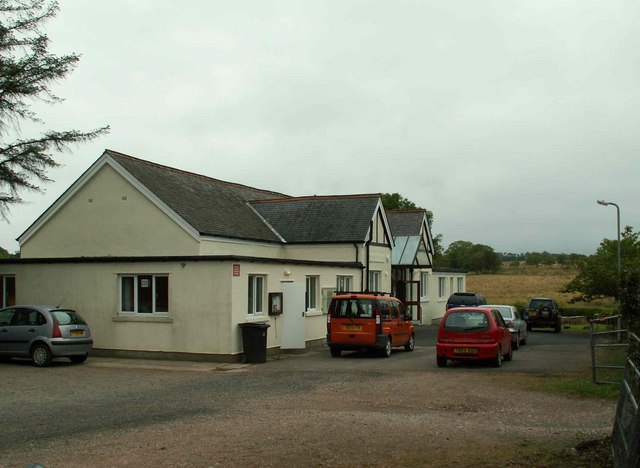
{"left": 51, "top": 309, "right": 87, "bottom": 326}
{"left": 331, "top": 299, "right": 376, "bottom": 319}
{"left": 492, "top": 306, "right": 513, "bottom": 320}
{"left": 448, "top": 294, "right": 479, "bottom": 306}
{"left": 529, "top": 299, "right": 552, "bottom": 309}
{"left": 444, "top": 311, "right": 489, "bottom": 332}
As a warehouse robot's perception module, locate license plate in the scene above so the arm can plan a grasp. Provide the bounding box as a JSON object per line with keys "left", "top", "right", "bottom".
{"left": 71, "top": 330, "right": 85, "bottom": 337}
{"left": 342, "top": 325, "right": 361, "bottom": 331}
{"left": 454, "top": 347, "right": 478, "bottom": 355}
{"left": 529, "top": 311, "right": 537, "bottom": 317}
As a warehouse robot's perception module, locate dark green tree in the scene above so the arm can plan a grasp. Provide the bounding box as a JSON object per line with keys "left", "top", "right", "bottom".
{"left": 380, "top": 192, "right": 443, "bottom": 257}
{"left": 440, "top": 240, "right": 501, "bottom": 273}
{"left": 0, "top": 245, "right": 17, "bottom": 258}
{"left": 441, "top": 240, "right": 474, "bottom": 269}
{"left": 620, "top": 266, "right": 640, "bottom": 337}
{"left": 524, "top": 252, "right": 543, "bottom": 266}
{"left": 564, "top": 226, "right": 640, "bottom": 302}
{"left": 0, "top": 0, "right": 109, "bottom": 219}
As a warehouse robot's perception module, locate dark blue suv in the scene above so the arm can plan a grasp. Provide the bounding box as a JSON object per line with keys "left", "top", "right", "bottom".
{"left": 446, "top": 292, "right": 487, "bottom": 310}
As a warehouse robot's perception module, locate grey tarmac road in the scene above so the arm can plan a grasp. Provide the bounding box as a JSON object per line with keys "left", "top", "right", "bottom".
{"left": 0, "top": 326, "right": 611, "bottom": 467}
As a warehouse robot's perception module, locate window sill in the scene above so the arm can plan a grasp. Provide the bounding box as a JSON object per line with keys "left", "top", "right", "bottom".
{"left": 304, "top": 310, "right": 323, "bottom": 317}
{"left": 113, "top": 315, "right": 173, "bottom": 323}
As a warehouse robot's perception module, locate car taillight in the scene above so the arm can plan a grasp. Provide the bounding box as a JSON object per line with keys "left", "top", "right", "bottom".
{"left": 52, "top": 322, "right": 62, "bottom": 338}
{"left": 478, "top": 335, "right": 494, "bottom": 343}
{"left": 375, "top": 308, "right": 382, "bottom": 334}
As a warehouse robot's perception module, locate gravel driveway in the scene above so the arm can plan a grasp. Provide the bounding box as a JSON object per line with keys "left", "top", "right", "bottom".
{"left": 0, "top": 327, "right": 615, "bottom": 467}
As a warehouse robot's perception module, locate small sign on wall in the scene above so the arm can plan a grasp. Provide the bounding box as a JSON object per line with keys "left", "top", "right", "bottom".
{"left": 269, "top": 292, "right": 283, "bottom": 316}
{"left": 232, "top": 264, "right": 240, "bottom": 277}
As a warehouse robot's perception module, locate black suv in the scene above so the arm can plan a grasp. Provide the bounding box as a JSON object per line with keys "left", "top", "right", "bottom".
{"left": 446, "top": 292, "right": 487, "bottom": 310}
{"left": 525, "top": 297, "right": 562, "bottom": 332}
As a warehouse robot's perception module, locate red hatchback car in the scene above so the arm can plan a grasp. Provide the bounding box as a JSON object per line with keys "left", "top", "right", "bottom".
{"left": 436, "top": 307, "right": 513, "bottom": 368}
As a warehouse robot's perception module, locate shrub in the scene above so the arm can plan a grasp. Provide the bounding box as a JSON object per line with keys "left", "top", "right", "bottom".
{"left": 512, "top": 300, "right": 527, "bottom": 313}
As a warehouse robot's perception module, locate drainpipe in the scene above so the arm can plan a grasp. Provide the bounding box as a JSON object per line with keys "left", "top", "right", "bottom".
{"left": 365, "top": 220, "right": 372, "bottom": 292}
{"left": 354, "top": 243, "right": 361, "bottom": 293}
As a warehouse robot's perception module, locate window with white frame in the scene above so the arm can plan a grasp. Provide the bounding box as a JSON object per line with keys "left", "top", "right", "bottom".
{"left": 305, "top": 276, "right": 319, "bottom": 311}
{"left": 420, "top": 272, "right": 429, "bottom": 299}
{"left": 368, "top": 271, "right": 380, "bottom": 292}
{"left": 120, "top": 274, "right": 169, "bottom": 314}
{"left": 457, "top": 277, "right": 464, "bottom": 292}
{"left": 0, "top": 275, "right": 15, "bottom": 308}
{"left": 438, "top": 277, "right": 446, "bottom": 298}
{"left": 336, "top": 276, "right": 352, "bottom": 292}
{"left": 248, "top": 275, "right": 265, "bottom": 315}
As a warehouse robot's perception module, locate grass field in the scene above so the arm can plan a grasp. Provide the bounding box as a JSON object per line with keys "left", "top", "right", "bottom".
{"left": 466, "top": 263, "right": 616, "bottom": 310}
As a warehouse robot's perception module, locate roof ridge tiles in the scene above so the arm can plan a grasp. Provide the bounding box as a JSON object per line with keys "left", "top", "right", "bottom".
{"left": 105, "top": 148, "right": 289, "bottom": 198}
{"left": 387, "top": 209, "right": 427, "bottom": 213}
{"left": 250, "top": 193, "right": 381, "bottom": 204}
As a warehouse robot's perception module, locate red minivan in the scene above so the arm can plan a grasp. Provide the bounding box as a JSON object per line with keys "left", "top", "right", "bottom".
{"left": 436, "top": 307, "right": 512, "bottom": 368}
{"left": 326, "top": 293, "right": 415, "bottom": 358}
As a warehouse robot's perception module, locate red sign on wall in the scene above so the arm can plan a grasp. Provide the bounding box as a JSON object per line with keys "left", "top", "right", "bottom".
{"left": 232, "top": 264, "right": 240, "bottom": 277}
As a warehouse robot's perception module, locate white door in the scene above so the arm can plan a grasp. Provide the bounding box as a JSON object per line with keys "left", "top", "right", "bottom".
{"left": 281, "top": 281, "right": 306, "bottom": 350}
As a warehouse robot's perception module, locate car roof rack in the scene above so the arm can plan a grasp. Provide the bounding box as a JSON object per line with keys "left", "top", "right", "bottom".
{"left": 336, "top": 291, "right": 392, "bottom": 296}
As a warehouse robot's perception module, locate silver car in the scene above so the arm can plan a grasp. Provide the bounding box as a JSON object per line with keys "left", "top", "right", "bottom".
{"left": 485, "top": 305, "right": 527, "bottom": 350}
{"left": 0, "top": 305, "right": 93, "bottom": 367}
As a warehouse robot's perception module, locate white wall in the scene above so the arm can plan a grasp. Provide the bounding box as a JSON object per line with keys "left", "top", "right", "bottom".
{"left": 0, "top": 261, "right": 233, "bottom": 354}
{"left": 229, "top": 261, "right": 364, "bottom": 354}
{"left": 421, "top": 271, "right": 467, "bottom": 325}
{"left": 0, "top": 260, "right": 367, "bottom": 358}
{"left": 21, "top": 165, "right": 199, "bottom": 258}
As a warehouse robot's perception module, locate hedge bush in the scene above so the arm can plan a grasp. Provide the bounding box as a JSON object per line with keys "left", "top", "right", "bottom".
{"left": 561, "top": 307, "right": 617, "bottom": 319}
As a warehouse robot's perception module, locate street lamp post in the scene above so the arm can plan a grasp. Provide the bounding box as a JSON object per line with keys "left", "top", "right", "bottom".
{"left": 597, "top": 199, "right": 621, "bottom": 275}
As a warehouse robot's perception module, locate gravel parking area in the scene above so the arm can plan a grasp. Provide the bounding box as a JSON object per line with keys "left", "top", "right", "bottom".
{"left": 0, "top": 328, "right": 616, "bottom": 467}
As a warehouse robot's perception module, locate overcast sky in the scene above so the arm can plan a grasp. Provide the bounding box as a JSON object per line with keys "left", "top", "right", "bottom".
{"left": 2, "top": 0, "right": 639, "bottom": 255}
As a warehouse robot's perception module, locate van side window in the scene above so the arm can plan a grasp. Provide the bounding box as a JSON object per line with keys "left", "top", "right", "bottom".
{"left": 390, "top": 301, "right": 399, "bottom": 319}
{"left": 379, "top": 300, "right": 390, "bottom": 320}
{"left": 398, "top": 302, "right": 410, "bottom": 321}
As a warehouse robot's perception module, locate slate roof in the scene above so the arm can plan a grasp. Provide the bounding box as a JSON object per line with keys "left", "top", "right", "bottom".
{"left": 107, "top": 150, "right": 288, "bottom": 242}
{"left": 386, "top": 210, "right": 426, "bottom": 237}
{"left": 251, "top": 195, "right": 381, "bottom": 243}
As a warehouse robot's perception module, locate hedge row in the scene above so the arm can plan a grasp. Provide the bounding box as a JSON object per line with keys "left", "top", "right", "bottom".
{"left": 561, "top": 307, "right": 617, "bottom": 319}
{"left": 510, "top": 302, "right": 617, "bottom": 319}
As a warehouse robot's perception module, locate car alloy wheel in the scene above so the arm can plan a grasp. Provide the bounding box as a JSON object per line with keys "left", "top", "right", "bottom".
{"left": 381, "top": 337, "right": 392, "bottom": 358}
{"left": 404, "top": 334, "right": 415, "bottom": 352}
{"left": 31, "top": 344, "right": 53, "bottom": 367}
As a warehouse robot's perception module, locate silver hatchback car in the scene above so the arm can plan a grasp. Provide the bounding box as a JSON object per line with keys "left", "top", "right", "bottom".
{"left": 0, "top": 305, "right": 93, "bottom": 367}
{"left": 485, "top": 304, "right": 527, "bottom": 350}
